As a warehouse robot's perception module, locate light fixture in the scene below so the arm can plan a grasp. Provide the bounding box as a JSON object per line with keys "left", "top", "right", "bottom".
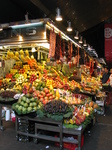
{"left": 83, "top": 40, "right": 87, "bottom": 47}
{"left": 55, "top": 8, "right": 62, "bottom": 21}
{"left": 87, "top": 44, "right": 91, "bottom": 50}
{"left": 10, "top": 22, "right": 42, "bottom": 29}
{"left": 31, "top": 47, "right": 36, "bottom": 52}
{"left": 36, "top": 43, "right": 50, "bottom": 49}
{"left": 18, "top": 35, "right": 23, "bottom": 41}
{"left": 79, "top": 36, "right": 83, "bottom": 44}
{"left": 74, "top": 31, "right": 79, "bottom": 39}
{"left": 67, "top": 21, "right": 72, "bottom": 32}
{"left": 0, "top": 24, "right": 3, "bottom": 31}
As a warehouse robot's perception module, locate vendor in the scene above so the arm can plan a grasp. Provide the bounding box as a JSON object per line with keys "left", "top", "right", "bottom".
{"left": 106, "top": 68, "right": 112, "bottom": 89}
{"left": 101, "top": 66, "right": 110, "bottom": 84}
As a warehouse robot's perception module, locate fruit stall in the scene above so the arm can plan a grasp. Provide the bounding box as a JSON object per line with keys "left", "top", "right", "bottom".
{"left": 0, "top": 18, "right": 104, "bottom": 149}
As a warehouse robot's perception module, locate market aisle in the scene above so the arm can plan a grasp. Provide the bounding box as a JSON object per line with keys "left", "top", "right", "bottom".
{"left": 83, "top": 105, "right": 112, "bottom": 150}
{"left": 0, "top": 106, "right": 112, "bottom": 150}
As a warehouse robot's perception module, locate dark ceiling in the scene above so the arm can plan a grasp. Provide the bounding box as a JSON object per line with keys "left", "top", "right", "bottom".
{"left": 0, "top": 0, "right": 112, "bottom": 58}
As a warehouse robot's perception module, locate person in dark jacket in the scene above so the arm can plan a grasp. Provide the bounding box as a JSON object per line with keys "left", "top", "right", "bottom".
{"left": 101, "top": 66, "right": 110, "bottom": 84}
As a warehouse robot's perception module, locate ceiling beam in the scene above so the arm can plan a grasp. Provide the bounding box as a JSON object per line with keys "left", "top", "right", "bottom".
{"left": 30, "top": 0, "right": 50, "bottom": 16}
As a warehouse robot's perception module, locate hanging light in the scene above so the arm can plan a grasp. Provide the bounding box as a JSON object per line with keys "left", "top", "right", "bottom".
{"left": 79, "top": 36, "right": 83, "bottom": 44}
{"left": 74, "top": 31, "right": 79, "bottom": 39}
{"left": 55, "top": 8, "right": 62, "bottom": 21}
{"left": 0, "top": 24, "right": 3, "bottom": 31}
{"left": 18, "top": 35, "right": 23, "bottom": 41}
{"left": 83, "top": 40, "right": 87, "bottom": 47}
{"left": 31, "top": 47, "right": 36, "bottom": 52}
{"left": 67, "top": 21, "right": 72, "bottom": 32}
{"left": 87, "top": 44, "right": 91, "bottom": 50}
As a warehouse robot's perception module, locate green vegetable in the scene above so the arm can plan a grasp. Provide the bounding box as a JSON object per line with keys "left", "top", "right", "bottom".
{"left": 18, "top": 106, "right": 23, "bottom": 111}
{"left": 27, "top": 107, "right": 32, "bottom": 113}
{"left": 21, "top": 96, "right": 27, "bottom": 102}
{"left": 29, "top": 103, "right": 33, "bottom": 107}
{"left": 20, "top": 101, "right": 24, "bottom": 106}
{"left": 22, "top": 107, "right": 27, "bottom": 114}
{"left": 32, "top": 102, "right": 37, "bottom": 106}
{"left": 30, "top": 97, "right": 35, "bottom": 102}
{"left": 33, "top": 106, "right": 37, "bottom": 111}
{"left": 24, "top": 103, "right": 28, "bottom": 108}
{"left": 26, "top": 98, "right": 30, "bottom": 103}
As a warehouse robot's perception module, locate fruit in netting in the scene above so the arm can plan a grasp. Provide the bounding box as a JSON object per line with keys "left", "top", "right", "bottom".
{"left": 25, "top": 50, "right": 29, "bottom": 56}
{"left": 20, "top": 54, "right": 25, "bottom": 61}
{"left": 10, "top": 52, "right": 14, "bottom": 58}
{"left": 14, "top": 56, "right": 20, "bottom": 61}
{"left": 7, "top": 50, "right": 11, "bottom": 56}
{"left": 15, "top": 51, "right": 19, "bottom": 57}
{"left": 20, "top": 49, "right": 24, "bottom": 55}
{"left": 31, "top": 55, "right": 34, "bottom": 59}
{"left": 25, "top": 56, "right": 30, "bottom": 61}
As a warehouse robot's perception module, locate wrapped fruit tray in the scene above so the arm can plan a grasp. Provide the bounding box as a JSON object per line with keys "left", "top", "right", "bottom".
{"left": 0, "top": 90, "right": 18, "bottom": 105}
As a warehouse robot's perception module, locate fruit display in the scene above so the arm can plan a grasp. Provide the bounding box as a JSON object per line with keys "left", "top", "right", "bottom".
{"left": 29, "top": 74, "right": 37, "bottom": 84}
{"left": 80, "top": 75, "right": 102, "bottom": 94}
{"left": 0, "top": 51, "right": 103, "bottom": 128}
{"left": 27, "top": 59, "right": 38, "bottom": 69}
{"left": 23, "top": 64, "right": 30, "bottom": 71}
{"left": 0, "top": 90, "right": 17, "bottom": 98}
{"left": 5, "top": 73, "right": 13, "bottom": 79}
{"left": 19, "top": 69, "right": 25, "bottom": 74}
{"left": 0, "top": 80, "right": 9, "bottom": 90}
{"left": 33, "top": 87, "right": 55, "bottom": 105}
{"left": 43, "top": 100, "right": 68, "bottom": 113}
{"left": 12, "top": 95, "right": 40, "bottom": 115}
{"left": 0, "top": 90, "right": 17, "bottom": 103}
{"left": 16, "top": 74, "right": 27, "bottom": 85}
{"left": 10, "top": 69, "right": 18, "bottom": 75}
{"left": 0, "top": 80, "right": 2, "bottom": 87}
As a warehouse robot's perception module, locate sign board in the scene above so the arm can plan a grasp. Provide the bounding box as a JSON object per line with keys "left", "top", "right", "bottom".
{"left": 0, "top": 22, "right": 47, "bottom": 45}
{"left": 104, "top": 24, "right": 112, "bottom": 64}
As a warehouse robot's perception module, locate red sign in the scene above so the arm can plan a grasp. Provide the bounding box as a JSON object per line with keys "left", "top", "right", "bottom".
{"left": 105, "top": 24, "right": 112, "bottom": 64}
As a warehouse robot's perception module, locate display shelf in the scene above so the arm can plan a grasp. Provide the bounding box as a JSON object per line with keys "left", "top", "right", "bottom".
{"left": 15, "top": 115, "right": 87, "bottom": 150}
{"left": 96, "top": 96, "right": 106, "bottom": 115}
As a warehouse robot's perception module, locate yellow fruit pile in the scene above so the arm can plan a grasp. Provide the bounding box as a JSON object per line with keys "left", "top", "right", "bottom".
{"left": 23, "top": 65, "right": 30, "bottom": 71}
{"left": 10, "top": 69, "right": 18, "bottom": 75}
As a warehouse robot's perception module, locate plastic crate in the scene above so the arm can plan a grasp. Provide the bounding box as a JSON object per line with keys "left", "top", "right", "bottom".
{"left": 55, "top": 134, "right": 84, "bottom": 150}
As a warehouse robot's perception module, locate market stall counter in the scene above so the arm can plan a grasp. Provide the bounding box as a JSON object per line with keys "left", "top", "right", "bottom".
{"left": 15, "top": 114, "right": 86, "bottom": 150}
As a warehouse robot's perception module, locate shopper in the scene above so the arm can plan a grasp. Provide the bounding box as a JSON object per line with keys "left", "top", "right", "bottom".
{"left": 106, "top": 68, "right": 112, "bottom": 87}
{"left": 101, "top": 67, "right": 105, "bottom": 76}
{"left": 101, "top": 66, "right": 110, "bottom": 84}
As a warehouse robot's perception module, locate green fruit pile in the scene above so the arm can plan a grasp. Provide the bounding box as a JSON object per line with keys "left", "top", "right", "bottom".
{"left": 12, "top": 95, "right": 38, "bottom": 115}
{"left": 36, "top": 81, "right": 46, "bottom": 91}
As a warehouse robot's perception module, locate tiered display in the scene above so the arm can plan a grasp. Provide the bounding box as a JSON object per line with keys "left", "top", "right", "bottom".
{"left": 0, "top": 49, "right": 102, "bottom": 128}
